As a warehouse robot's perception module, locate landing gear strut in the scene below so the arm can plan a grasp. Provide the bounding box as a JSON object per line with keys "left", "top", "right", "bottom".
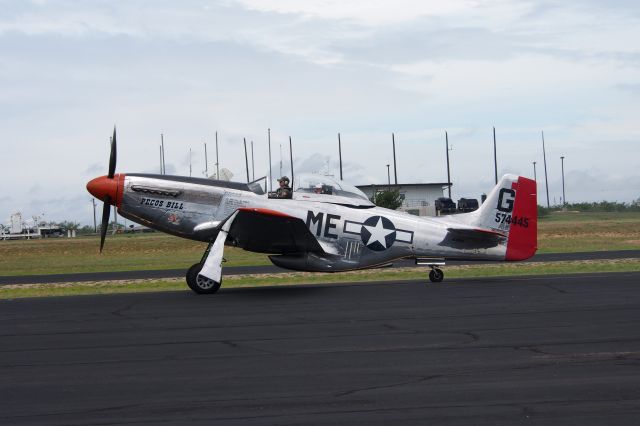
{"left": 186, "top": 262, "right": 221, "bottom": 294}
{"left": 186, "top": 210, "right": 239, "bottom": 295}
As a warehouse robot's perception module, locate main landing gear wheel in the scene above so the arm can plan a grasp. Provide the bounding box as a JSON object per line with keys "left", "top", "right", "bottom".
{"left": 429, "top": 268, "right": 444, "bottom": 283}
{"left": 186, "top": 263, "right": 222, "bottom": 294}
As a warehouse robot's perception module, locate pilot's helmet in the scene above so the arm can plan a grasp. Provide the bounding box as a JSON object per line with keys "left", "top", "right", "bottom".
{"left": 278, "top": 176, "right": 290, "bottom": 185}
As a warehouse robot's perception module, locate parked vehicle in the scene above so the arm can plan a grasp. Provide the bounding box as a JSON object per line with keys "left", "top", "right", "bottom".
{"left": 457, "top": 198, "right": 479, "bottom": 212}
{"left": 435, "top": 197, "right": 457, "bottom": 214}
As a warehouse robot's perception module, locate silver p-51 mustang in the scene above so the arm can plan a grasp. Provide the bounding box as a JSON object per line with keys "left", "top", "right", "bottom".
{"left": 87, "top": 129, "right": 537, "bottom": 294}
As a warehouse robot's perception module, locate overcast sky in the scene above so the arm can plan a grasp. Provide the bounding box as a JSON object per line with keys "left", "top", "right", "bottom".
{"left": 1, "top": 0, "right": 639, "bottom": 226}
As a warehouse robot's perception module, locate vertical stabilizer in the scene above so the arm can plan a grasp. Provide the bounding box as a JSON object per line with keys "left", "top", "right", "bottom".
{"left": 463, "top": 174, "right": 538, "bottom": 260}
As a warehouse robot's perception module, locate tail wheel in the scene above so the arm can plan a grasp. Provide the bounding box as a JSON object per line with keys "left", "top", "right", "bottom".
{"left": 429, "top": 268, "right": 444, "bottom": 283}
{"left": 186, "top": 263, "right": 222, "bottom": 294}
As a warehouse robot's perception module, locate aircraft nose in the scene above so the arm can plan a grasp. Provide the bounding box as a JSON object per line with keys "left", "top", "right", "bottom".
{"left": 87, "top": 175, "right": 123, "bottom": 206}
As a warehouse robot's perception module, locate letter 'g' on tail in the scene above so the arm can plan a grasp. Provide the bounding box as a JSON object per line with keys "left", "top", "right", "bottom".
{"left": 468, "top": 174, "right": 538, "bottom": 260}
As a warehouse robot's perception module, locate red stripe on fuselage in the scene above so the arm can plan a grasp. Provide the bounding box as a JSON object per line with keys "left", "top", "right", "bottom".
{"left": 237, "top": 207, "right": 293, "bottom": 218}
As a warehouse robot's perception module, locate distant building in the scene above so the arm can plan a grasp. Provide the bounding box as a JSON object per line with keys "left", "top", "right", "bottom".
{"left": 356, "top": 182, "right": 451, "bottom": 216}
{"left": 1, "top": 212, "right": 64, "bottom": 240}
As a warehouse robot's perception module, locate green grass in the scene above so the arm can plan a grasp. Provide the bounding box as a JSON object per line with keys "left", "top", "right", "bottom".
{"left": 0, "top": 211, "right": 638, "bottom": 276}
{"left": 2, "top": 258, "right": 638, "bottom": 299}
{"left": 540, "top": 211, "right": 640, "bottom": 222}
{"left": 538, "top": 211, "right": 640, "bottom": 253}
{"left": 0, "top": 233, "right": 271, "bottom": 276}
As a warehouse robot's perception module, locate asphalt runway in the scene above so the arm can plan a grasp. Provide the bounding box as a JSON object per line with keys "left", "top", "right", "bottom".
{"left": 1, "top": 272, "right": 639, "bottom": 425}
{"left": 2, "top": 249, "right": 639, "bottom": 285}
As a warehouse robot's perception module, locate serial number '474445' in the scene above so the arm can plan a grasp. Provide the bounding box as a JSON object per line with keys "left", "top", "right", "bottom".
{"left": 495, "top": 213, "right": 529, "bottom": 228}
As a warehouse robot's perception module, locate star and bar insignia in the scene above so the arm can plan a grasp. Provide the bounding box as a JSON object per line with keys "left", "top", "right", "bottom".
{"left": 343, "top": 215, "right": 413, "bottom": 251}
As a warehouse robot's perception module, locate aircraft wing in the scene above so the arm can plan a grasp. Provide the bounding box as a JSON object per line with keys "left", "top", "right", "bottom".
{"left": 226, "top": 208, "right": 324, "bottom": 254}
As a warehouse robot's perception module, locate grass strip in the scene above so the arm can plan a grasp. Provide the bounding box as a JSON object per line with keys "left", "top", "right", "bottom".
{"left": 2, "top": 212, "right": 638, "bottom": 276}
{"left": 2, "top": 258, "right": 639, "bottom": 299}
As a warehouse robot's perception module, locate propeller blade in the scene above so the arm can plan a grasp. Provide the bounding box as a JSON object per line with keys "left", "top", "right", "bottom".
{"left": 99, "top": 198, "right": 111, "bottom": 253}
{"left": 108, "top": 126, "right": 117, "bottom": 179}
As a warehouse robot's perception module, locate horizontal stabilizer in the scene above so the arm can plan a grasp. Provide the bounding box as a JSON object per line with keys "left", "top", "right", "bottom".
{"left": 446, "top": 227, "right": 507, "bottom": 242}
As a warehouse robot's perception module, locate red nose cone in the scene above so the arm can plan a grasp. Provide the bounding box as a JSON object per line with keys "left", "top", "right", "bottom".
{"left": 86, "top": 174, "right": 125, "bottom": 207}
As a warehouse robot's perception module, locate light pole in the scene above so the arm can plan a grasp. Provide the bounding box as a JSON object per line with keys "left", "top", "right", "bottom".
{"left": 493, "top": 126, "right": 498, "bottom": 184}
{"left": 542, "top": 131, "right": 550, "bottom": 208}
{"left": 91, "top": 198, "right": 97, "bottom": 232}
{"left": 392, "top": 133, "right": 398, "bottom": 185}
{"left": 532, "top": 161, "right": 537, "bottom": 182}
{"left": 445, "top": 131, "right": 452, "bottom": 199}
{"left": 560, "top": 156, "right": 566, "bottom": 207}
{"left": 386, "top": 164, "right": 391, "bottom": 189}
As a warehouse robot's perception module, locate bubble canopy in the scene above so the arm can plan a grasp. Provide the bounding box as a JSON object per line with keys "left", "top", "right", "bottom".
{"left": 292, "top": 173, "right": 372, "bottom": 204}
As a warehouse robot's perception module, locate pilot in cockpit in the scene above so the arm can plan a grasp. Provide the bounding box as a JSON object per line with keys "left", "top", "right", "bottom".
{"left": 275, "top": 176, "right": 292, "bottom": 199}
{"left": 313, "top": 184, "right": 323, "bottom": 194}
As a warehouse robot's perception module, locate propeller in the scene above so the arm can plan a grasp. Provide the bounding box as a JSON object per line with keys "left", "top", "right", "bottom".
{"left": 108, "top": 126, "right": 117, "bottom": 179}
{"left": 99, "top": 127, "right": 117, "bottom": 253}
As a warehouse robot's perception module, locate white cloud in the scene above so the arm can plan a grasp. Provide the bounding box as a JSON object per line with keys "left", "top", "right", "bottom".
{"left": 235, "top": 0, "right": 477, "bottom": 26}
{"left": 0, "top": 0, "right": 639, "bottom": 226}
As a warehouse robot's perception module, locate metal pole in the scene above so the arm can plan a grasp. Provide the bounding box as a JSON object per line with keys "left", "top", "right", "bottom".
{"left": 493, "top": 126, "right": 498, "bottom": 184}
{"left": 251, "top": 141, "right": 255, "bottom": 181}
{"left": 204, "top": 142, "right": 208, "bottom": 177}
{"left": 561, "top": 156, "right": 566, "bottom": 207}
{"left": 386, "top": 164, "right": 391, "bottom": 189}
{"left": 279, "top": 144, "right": 282, "bottom": 178}
{"left": 542, "top": 131, "right": 550, "bottom": 208}
{"left": 289, "top": 136, "right": 294, "bottom": 190}
{"left": 215, "top": 131, "right": 219, "bottom": 180}
{"left": 189, "top": 148, "right": 192, "bottom": 177}
{"left": 338, "top": 132, "right": 343, "bottom": 180}
{"left": 445, "top": 131, "right": 451, "bottom": 199}
{"left": 533, "top": 161, "right": 537, "bottom": 182}
{"left": 268, "top": 128, "right": 272, "bottom": 191}
{"left": 92, "top": 198, "right": 97, "bottom": 232}
{"left": 159, "top": 145, "right": 163, "bottom": 174}
{"left": 392, "top": 133, "right": 398, "bottom": 184}
{"left": 161, "top": 134, "right": 165, "bottom": 174}
{"left": 244, "top": 138, "right": 250, "bottom": 183}
{"left": 113, "top": 205, "right": 117, "bottom": 234}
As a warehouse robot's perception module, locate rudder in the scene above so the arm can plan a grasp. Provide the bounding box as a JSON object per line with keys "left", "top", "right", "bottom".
{"left": 465, "top": 174, "right": 538, "bottom": 260}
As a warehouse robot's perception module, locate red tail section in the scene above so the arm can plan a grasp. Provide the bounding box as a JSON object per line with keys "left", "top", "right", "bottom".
{"left": 505, "top": 176, "right": 537, "bottom": 261}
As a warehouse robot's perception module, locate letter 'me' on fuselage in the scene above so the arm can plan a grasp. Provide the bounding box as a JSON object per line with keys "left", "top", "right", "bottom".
{"left": 305, "top": 211, "right": 340, "bottom": 239}
{"left": 306, "top": 211, "right": 324, "bottom": 236}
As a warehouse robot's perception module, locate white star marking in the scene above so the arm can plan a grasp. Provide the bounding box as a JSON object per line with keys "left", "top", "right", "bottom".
{"left": 363, "top": 217, "right": 395, "bottom": 248}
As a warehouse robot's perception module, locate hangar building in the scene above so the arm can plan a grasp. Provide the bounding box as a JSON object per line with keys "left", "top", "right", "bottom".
{"left": 356, "top": 182, "right": 451, "bottom": 216}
